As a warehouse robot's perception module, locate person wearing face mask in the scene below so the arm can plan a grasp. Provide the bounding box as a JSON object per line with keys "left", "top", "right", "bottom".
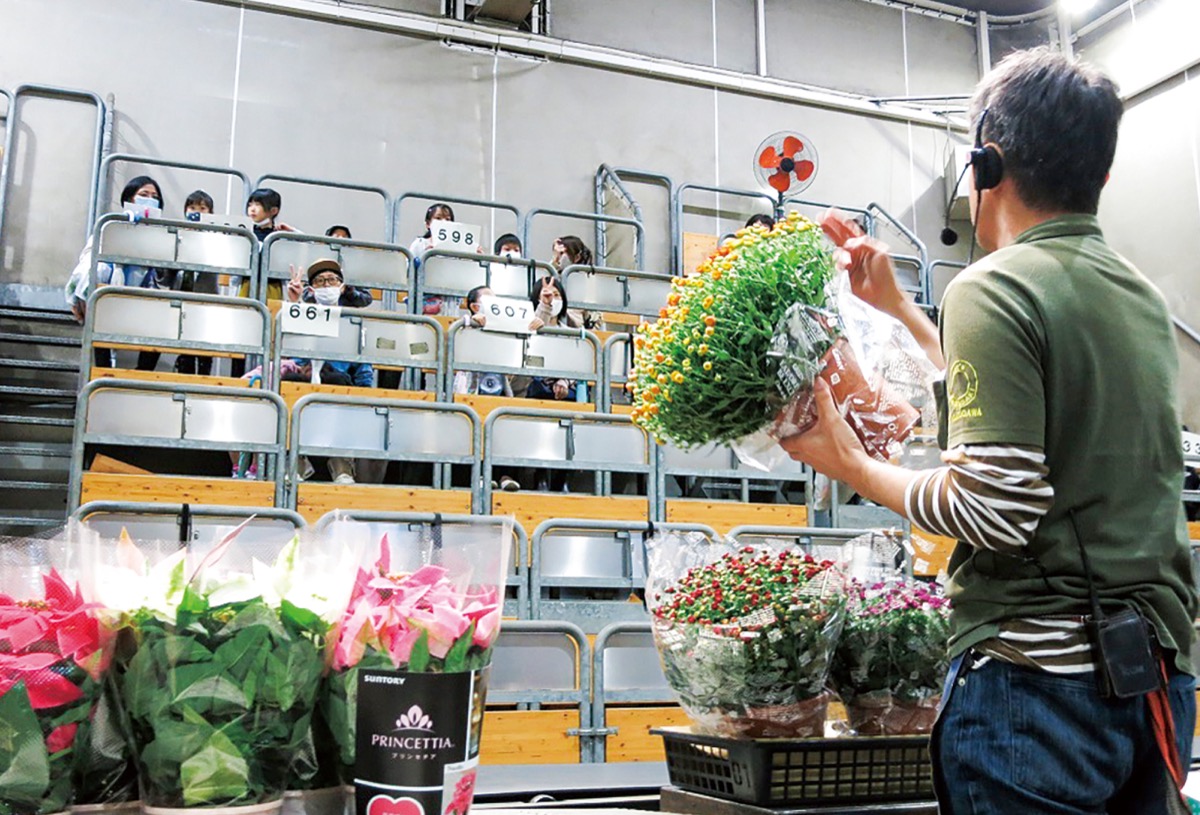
{"left": 549, "top": 236, "right": 603, "bottom": 329}
{"left": 526, "top": 274, "right": 580, "bottom": 402}
{"left": 171, "top": 190, "right": 221, "bottom": 376}
{"left": 494, "top": 233, "right": 523, "bottom": 258}
{"left": 65, "top": 176, "right": 168, "bottom": 370}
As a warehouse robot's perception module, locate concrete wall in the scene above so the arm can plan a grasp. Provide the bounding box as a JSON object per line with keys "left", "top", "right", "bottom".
{"left": 0, "top": 0, "right": 980, "bottom": 302}
{"left": 1077, "top": 0, "right": 1200, "bottom": 427}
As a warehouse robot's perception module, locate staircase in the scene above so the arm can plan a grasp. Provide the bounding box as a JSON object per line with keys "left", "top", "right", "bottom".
{"left": 0, "top": 305, "right": 81, "bottom": 535}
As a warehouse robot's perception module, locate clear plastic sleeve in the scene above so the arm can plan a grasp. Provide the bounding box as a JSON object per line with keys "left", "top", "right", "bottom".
{"left": 79, "top": 523, "right": 362, "bottom": 809}
{"left": 0, "top": 534, "right": 113, "bottom": 815}
{"left": 645, "top": 531, "right": 847, "bottom": 738}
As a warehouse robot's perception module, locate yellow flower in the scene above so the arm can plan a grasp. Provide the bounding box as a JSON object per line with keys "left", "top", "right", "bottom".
{"left": 711, "top": 270, "right": 722, "bottom": 280}
{"left": 671, "top": 371, "right": 685, "bottom": 384}
{"left": 705, "top": 327, "right": 715, "bottom": 337}
{"left": 703, "top": 361, "right": 713, "bottom": 371}
{"left": 682, "top": 359, "right": 691, "bottom": 369}
{"left": 698, "top": 344, "right": 708, "bottom": 355}
{"left": 702, "top": 295, "right": 714, "bottom": 309}
{"left": 657, "top": 374, "right": 667, "bottom": 384}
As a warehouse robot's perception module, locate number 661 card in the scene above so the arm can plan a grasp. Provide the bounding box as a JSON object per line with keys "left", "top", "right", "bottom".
{"left": 479, "top": 295, "right": 535, "bottom": 335}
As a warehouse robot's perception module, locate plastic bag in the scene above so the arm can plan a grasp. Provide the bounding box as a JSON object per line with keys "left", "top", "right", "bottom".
{"left": 830, "top": 534, "right": 951, "bottom": 736}
{"left": 645, "top": 531, "right": 847, "bottom": 738}
{"left": 80, "top": 523, "right": 362, "bottom": 809}
{"left": 733, "top": 272, "right": 938, "bottom": 472}
{"left": 0, "top": 534, "right": 113, "bottom": 815}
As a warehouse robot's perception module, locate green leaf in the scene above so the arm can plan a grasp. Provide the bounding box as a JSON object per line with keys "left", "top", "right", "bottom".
{"left": 280, "top": 599, "right": 321, "bottom": 633}
{"left": 407, "top": 630, "right": 431, "bottom": 673}
{"left": 0, "top": 684, "right": 51, "bottom": 807}
{"left": 444, "top": 622, "right": 475, "bottom": 673}
{"left": 180, "top": 728, "right": 250, "bottom": 806}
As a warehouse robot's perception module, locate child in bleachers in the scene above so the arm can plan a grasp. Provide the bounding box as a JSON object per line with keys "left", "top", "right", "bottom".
{"left": 526, "top": 274, "right": 579, "bottom": 402}
{"left": 232, "top": 188, "right": 295, "bottom": 375}
{"left": 409, "top": 202, "right": 456, "bottom": 316}
{"left": 745, "top": 213, "right": 776, "bottom": 230}
{"left": 326, "top": 225, "right": 352, "bottom": 240}
{"left": 66, "top": 175, "right": 167, "bottom": 370}
{"left": 494, "top": 233, "right": 522, "bottom": 257}
{"left": 173, "top": 190, "right": 219, "bottom": 376}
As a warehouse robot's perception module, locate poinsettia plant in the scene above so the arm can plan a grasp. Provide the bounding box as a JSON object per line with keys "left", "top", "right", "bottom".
{"left": 323, "top": 533, "right": 504, "bottom": 780}
{"left": 88, "top": 526, "right": 358, "bottom": 808}
{"left": 831, "top": 579, "right": 951, "bottom": 735}
{"left": 647, "top": 537, "right": 847, "bottom": 738}
{"left": 0, "top": 558, "right": 111, "bottom": 815}
{"left": 444, "top": 771, "right": 476, "bottom": 815}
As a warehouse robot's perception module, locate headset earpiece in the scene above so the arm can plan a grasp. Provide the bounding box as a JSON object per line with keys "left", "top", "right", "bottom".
{"left": 969, "top": 107, "right": 1004, "bottom": 192}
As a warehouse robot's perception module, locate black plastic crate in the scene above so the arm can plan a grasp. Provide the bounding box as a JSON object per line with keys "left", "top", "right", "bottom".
{"left": 653, "top": 726, "right": 934, "bottom": 807}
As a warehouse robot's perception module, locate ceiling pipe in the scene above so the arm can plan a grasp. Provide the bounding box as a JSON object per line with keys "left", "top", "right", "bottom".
{"left": 193, "top": 0, "right": 965, "bottom": 130}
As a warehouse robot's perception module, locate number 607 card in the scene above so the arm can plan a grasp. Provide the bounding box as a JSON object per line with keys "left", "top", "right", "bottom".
{"left": 478, "top": 295, "right": 535, "bottom": 335}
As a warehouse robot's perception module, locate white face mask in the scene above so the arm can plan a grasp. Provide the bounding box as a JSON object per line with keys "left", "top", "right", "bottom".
{"left": 548, "top": 297, "right": 563, "bottom": 315}
{"left": 500, "top": 249, "right": 522, "bottom": 259}
{"left": 133, "top": 195, "right": 160, "bottom": 209}
{"left": 313, "top": 286, "right": 342, "bottom": 306}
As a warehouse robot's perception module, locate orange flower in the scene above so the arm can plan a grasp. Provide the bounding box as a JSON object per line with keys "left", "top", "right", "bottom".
{"left": 704, "top": 315, "right": 717, "bottom": 327}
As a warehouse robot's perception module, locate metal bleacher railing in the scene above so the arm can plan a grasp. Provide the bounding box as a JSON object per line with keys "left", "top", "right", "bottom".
{"left": 445, "top": 322, "right": 601, "bottom": 405}
{"left": 67, "top": 379, "right": 289, "bottom": 511}
{"left": 82, "top": 288, "right": 270, "bottom": 381}
{"left": 254, "top": 172, "right": 393, "bottom": 242}
{"left": 259, "top": 231, "right": 413, "bottom": 310}
{"left": 71, "top": 501, "right": 306, "bottom": 542}
{"left": 416, "top": 249, "right": 553, "bottom": 308}
{"left": 530, "top": 519, "right": 717, "bottom": 633}
{"left": 270, "top": 308, "right": 443, "bottom": 392}
{"left": 560, "top": 264, "right": 671, "bottom": 321}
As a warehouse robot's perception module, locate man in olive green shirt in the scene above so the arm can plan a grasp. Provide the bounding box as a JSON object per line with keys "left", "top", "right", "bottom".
{"left": 785, "top": 47, "right": 1196, "bottom": 814}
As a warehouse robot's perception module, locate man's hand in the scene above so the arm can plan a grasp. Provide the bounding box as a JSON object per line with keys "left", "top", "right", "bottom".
{"left": 820, "top": 209, "right": 906, "bottom": 320}
{"left": 286, "top": 264, "right": 304, "bottom": 302}
{"left": 777, "top": 378, "right": 870, "bottom": 486}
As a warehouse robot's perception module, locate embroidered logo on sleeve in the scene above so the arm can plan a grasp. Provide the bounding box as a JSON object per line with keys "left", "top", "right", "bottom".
{"left": 948, "top": 359, "right": 982, "bottom": 420}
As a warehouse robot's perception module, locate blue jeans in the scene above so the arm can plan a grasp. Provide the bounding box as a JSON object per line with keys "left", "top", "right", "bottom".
{"left": 932, "top": 652, "right": 1195, "bottom": 814}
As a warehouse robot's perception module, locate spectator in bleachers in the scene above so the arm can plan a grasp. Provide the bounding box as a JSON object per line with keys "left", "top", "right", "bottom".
{"left": 172, "top": 190, "right": 220, "bottom": 376}
{"left": 408, "top": 202, "right": 484, "bottom": 316}
{"left": 66, "top": 175, "right": 167, "bottom": 371}
{"left": 526, "top": 274, "right": 579, "bottom": 402}
{"left": 232, "top": 187, "right": 296, "bottom": 375}
{"left": 326, "top": 225, "right": 352, "bottom": 240}
{"left": 745, "top": 213, "right": 776, "bottom": 230}
{"left": 551, "top": 235, "right": 593, "bottom": 271}
{"left": 494, "top": 233, "right": 522, "bottom": 257}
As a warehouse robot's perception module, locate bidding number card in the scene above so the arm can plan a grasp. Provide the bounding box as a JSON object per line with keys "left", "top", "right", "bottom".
{"left": 429, "top": 221, "right": 481, "bottom": 252}
{"left": 282, "top": 302, "right": 341, "bottom": 337}
{"left": 479, "top": 295, "right": 534, "bottom": 335}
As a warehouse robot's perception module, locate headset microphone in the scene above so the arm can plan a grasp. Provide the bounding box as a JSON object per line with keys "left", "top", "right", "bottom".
{"left": 941, "top": 161, "right": 971, "bottom": 246}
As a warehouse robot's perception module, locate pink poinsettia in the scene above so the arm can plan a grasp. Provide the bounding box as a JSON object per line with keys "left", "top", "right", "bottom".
{"left": 331, "top": 536, "right": 502, "bottom": 670}
{"left": 445, "top": 770, "right": 476, "bottom": 815}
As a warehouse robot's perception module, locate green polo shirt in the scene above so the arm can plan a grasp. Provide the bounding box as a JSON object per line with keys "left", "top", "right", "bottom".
{"left": 939, "top": 214, "right": 1197, "bottom": 674}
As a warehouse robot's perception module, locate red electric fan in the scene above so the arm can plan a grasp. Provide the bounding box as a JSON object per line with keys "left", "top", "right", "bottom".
{"left": 754, "top": 131, "right": 819, "bottom": 213}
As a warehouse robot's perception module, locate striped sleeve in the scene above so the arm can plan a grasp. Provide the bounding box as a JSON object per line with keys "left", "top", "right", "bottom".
{"left": 903, "top": 444, "right": 1054, "bottom": 555}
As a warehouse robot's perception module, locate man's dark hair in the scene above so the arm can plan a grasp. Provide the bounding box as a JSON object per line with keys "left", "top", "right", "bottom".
{"left": 247, "top": 187, "right": 282, "bottom": 212}
{"left": 969, "top": 47, "right": 1123, "bottom": 215}
{"left": 185, "top": 189, "right": 214, "bottom": 212}
{"left": 745, "top": 213, "right": 775, "bottom": 229}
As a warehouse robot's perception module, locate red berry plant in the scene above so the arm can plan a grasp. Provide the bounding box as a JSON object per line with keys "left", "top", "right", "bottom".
{"left": 830, "top": 580, "right": 951, "bottom": 736}
{"left": 648, "top": 541, "right": 847, "bottom": 738}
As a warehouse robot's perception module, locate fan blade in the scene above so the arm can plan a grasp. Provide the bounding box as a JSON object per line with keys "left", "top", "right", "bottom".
{"left": 768, "top": 170, "right": 792, "bottom": 193}
{"left": 795, "top": 160, "right": 815, "bottom": 182}
{"left": 758, "top": 146, "right": 781, "bottom": 168}
{"left": 782, "top": 135, "right": 804, "bottom": 157}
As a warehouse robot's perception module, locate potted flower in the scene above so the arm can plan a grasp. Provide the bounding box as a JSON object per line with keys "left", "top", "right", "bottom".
{"left": 831, "top": 580, "right": 951, "bottom": 735}
{"left": 0, "top": 539, "right": 112, "bottom": 815}
{"left": 88, "top": 526, "right": 359, "bottom": 814}
{"left": 647, "top": 537, "right": 847, "bottom": 738}
{"left": 324, "top": 520, "right": 509, "bottom": 815}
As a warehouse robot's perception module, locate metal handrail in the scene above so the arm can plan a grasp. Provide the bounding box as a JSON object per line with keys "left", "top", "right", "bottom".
{"left": 288, "top": 394, "right": 482, "bottom": 512}
{"left": 672, "top": 183, "right": 776, "bottom": 274}
{"left": 258, "top": 230, "right": 412, "bottom": 306}
{"left": 783, "top": 195, "right": 874, "bottom": 235}
{"left": 591, "top": 621, "right": 675, "bottom": 762}
{"left": 444, "top": 322, "right": 601, "bottom": 402}
{"left": 69, "top": 379, "right": 289, "bottom": 511}
{"left": 599, "top": 167, "right": 677, "bottom": 277}
{"left": 559, "top": 263, "right": 671, "bottom": 317}
{"left": 523, "top": 207, "right": 645, "bottom": 271}
{"left": 254, "top": 172, "right": 392, "bottom": 240}
{"left": 99, "top": 153, "right": 252, "bottom": 223}
{"left": 0, "top": 84, "right": 107, "bottom": 247}
{"left": 599, "top": 332, "right": 635, "bottom": 413}
{"left": 413, "top": 247, "right": 553, "bottom": 311}
{"left": 728, "top": 524, "right": 912, "bottom": 577}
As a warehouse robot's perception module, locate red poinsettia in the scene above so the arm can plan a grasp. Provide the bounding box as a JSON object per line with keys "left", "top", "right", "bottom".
{"left": 444, "top": 770, "right": 476, "bottom": 815}
{"left": 758, "top": 135, "right": 816, "bottom": 194}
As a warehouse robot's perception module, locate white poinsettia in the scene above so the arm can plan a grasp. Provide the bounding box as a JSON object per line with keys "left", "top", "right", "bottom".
{"left": 93, "top": 528, "right": 189, "bottom": 623}
{"left": 251, "top": 535, "right": 355, "bottom": 623}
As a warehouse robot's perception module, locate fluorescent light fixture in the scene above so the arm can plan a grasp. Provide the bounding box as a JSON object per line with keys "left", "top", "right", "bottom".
{"left": 1061, "top": 0, "right": 1098, "bottom": 14}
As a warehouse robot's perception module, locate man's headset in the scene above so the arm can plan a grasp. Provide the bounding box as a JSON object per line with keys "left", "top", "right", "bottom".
{"left": 941, "top": 108, "right": 1003, "bottom": 246}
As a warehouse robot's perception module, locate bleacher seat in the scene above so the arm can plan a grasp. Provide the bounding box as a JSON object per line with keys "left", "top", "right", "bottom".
{"left": 486, "top": 620, "right": 593, "bottom": 764}
{"left": 288, "top": 395, "right": 481, "bottom": 522}
{"left": 729, "top": 524, "right": 911, "bottom": 576}
{"left": 260, "top": 231, "right": 412, "bottom": 309}
{"left": 69, "top": 379, "right": 288, "bottom": 510}
{"left": 416, "top": 248, "right": 554, "bottom": 306}
{"left": 72, "top": 500, "right": 305, "bottom": 542}
{"left": 657, "top": 441, "right": 810, "bottom": 533}
{"left": 530, "top": 519, "right": 716, "bottom": 634}
{"left": 600, "top": 333, "right": 635, "bottom": 414}
{"left": 92, "top": 214, "right": 256, "bottom": 289}
{"left": 84, "top": 287, "right": 269, "bottom": 384}
{"left": 561, "top": 264, "right": 671, "bottom": 321}
{"left": 483, "top": 407, "right": 654, "bottom": 539}
{"left": 591, "top": 621, "right": 689, "bottom": 763}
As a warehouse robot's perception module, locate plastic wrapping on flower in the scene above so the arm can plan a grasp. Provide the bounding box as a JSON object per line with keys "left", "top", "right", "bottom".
{"left": 0, "top": 534, "right": 113, "bottom": 815}
{"left": 830, "top": 534, "right": 951, "bottom": 736}
{"left": 627, "top": 211, "right": 937, "bottom": 473}
{"left": 321, "top": 514, "right": 512, "bottom": 783}
{"left": 645, "top": 531, "right": 847, "bottom": 738}
{"left": 79, "top": 523, "right": 362, "bottom": 809}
